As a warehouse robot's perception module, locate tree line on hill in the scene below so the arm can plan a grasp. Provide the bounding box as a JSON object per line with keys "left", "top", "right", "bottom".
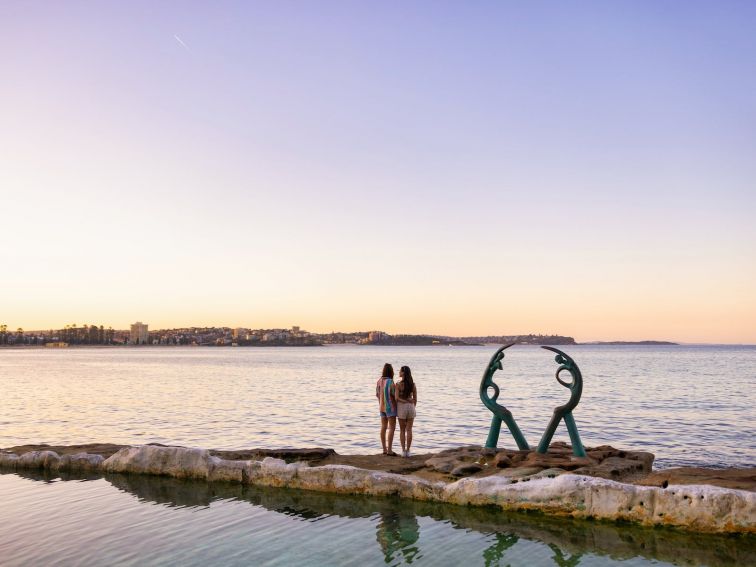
{"left": 0, "top": 324, "right": 116, "bottom": 345}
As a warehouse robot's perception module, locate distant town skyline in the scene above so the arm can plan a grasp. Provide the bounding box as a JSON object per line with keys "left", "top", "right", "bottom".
{"left": 2, "top": 3, "right": 754, "bottom": 344}
{"left": 0, "top": 322, "right": 677, "bottom": 347}
{"left": 0, "top": 319, "right": 750, "bottom": 345}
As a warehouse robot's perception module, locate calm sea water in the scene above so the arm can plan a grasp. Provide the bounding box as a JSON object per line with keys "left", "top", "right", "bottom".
{"left": 1, "top": 345, "right": 754, "bottom": 468}
{"left": 1, "top": 345, "right": 755, "bottom": 566}
{"left": 1, "top": 471, "right": 753, "bottom": 567}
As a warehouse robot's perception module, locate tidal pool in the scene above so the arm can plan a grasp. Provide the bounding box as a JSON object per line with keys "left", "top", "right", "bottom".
{"left": 1, "top": 471, "right": 752, "bottom": 566}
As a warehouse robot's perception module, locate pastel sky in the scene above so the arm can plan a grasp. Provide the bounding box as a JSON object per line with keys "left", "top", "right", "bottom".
{"left": 1, "top": 1, "right": 754, "bottom": 343}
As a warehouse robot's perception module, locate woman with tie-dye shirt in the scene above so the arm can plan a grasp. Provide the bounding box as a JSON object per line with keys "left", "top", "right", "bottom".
{"left": 376, "top": 363, "right": 398, "bottom": 456}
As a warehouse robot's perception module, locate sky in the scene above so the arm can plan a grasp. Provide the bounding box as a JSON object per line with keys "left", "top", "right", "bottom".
{"left": 1, "top": 1, "right": 755, "bottom": 343}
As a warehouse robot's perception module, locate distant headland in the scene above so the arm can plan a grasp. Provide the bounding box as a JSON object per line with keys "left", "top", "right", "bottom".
{"left": 581, "top": 341, "right": 679, "bottom": 346}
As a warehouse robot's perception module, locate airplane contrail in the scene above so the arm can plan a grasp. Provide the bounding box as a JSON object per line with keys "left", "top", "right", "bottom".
{"left": 174, "top": 34, "right": 190, "bottom": 52}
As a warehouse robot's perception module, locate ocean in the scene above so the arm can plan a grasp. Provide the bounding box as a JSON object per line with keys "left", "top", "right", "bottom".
{"left": 2, "top": 344, "right": 754, "bottom": 468}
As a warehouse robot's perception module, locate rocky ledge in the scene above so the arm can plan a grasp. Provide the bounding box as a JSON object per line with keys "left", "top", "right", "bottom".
{"left": 1, "top": 443, "right": 754, "bottom": 534}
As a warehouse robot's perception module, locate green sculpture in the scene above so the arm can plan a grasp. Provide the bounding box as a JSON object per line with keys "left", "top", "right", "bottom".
{"left": 479, "top": 343, "right": 529, "bottom": 451}
{"left": 537, "top": 346, "right": 586, "bottom": 457}
{"left": 479, "top": 344, "right": 586, "bottom": 457}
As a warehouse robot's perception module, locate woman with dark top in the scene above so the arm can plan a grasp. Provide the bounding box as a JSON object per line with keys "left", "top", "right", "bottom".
{"left": 376, "top": 363, "right": 398, "bottom": 456}
{"left": 396, "top": 366, "right": 417, "bottom": 457}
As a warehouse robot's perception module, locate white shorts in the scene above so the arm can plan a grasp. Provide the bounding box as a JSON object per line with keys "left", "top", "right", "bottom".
{"left": 397, "top": 402, "right": 416, "bottom": 419}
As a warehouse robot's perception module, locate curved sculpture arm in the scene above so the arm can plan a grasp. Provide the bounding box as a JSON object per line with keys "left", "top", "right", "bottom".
{"left": 541, "top": 346, "right": 583, "bottom": 414}
{"left": 537, "top": 346, "right": 586, "bottom": 457}
{"left": 479, "top": 343, "right": 514, "bottom": 413}
{"left": 479, "top": 343, "right": 529, "bottom": 450}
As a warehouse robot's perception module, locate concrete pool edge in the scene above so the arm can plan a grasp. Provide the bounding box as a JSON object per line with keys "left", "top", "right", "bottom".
{"left": 1, "top": 444, "right": 753, "bottom": 534}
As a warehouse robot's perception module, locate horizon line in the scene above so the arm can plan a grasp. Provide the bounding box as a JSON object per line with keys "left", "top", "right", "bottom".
{"left": 2, "top": 324, "right": 754, "bottom": 346}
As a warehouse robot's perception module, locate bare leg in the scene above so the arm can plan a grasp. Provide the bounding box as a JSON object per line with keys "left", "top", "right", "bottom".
{"left": 398, "top": 418, "right": 407, "bottom": 453}
{"left": 380, "top": 416, "right": 388, "bottom": 453}
{"left": 387, "top": 416, "right": 397, "bottom": 454}
{"left": 406, "top": 418, "right": 414, "bottom": 454}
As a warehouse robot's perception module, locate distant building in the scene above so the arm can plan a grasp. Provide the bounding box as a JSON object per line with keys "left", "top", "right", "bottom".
{"left": 368, "top": 331, "right": 386, "bottom": 344}
{"left": 130, "top": 322, "right": 149, "bottom": 345}
{"left": 45, "top": 342, "right": 68, "bottom": 348}
{"left": 232, "top": 328, "right": 247, "bottom": 339}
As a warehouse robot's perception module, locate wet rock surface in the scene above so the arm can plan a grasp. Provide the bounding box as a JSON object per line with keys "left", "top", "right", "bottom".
{"left": 422, "top": 441, "right": 654, "bottom": 484}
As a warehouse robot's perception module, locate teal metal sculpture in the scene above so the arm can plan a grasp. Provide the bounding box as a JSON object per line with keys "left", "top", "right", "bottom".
{"left": 479, "top": 344, "right": 586, "bottom": 457}
{"left": 479, "top": 343, "right": 529, "bottom": 450}
{"left": 537, "top": 346, "right": 586, "bottom": 457}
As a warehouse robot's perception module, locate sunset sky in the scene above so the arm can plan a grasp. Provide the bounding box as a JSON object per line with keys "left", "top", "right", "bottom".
{"left": 1, "top": 2, "right": 754, "bottom": 343}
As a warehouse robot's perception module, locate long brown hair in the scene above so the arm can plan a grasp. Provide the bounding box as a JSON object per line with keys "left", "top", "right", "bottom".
{"left": 400, "top": 366, "right": 414, "bottom": 397}
{"left": 382, "top": 363, "right": 394, "bottom": 379}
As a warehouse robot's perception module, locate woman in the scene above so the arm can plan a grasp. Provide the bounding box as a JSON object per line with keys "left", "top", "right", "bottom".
{"left": 396, "top": 365, "right": 417, "bottom": 457}
{"left": 376, "top": 363, "right": 398, "bottom": 456}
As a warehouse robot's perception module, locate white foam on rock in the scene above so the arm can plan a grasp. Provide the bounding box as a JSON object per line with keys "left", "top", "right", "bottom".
{"left": 2, "top": 445, "right": 753, "bottom": 533}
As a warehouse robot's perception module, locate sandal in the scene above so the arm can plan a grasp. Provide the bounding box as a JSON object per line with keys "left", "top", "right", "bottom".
{"left": 386, "top": 451, "right": 398, "bottom": 457}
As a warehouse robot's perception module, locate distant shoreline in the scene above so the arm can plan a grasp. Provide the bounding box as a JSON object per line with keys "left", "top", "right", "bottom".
{"left": 578, "top": 341, "right": 679, "bottom": 346}
{"left": 3, "top": 342, "right": 755, "bottom": 350}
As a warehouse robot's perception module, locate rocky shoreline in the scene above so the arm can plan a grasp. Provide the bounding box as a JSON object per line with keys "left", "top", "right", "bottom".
{"left": 1, "top": 442, "right": 754, "bottom": 534}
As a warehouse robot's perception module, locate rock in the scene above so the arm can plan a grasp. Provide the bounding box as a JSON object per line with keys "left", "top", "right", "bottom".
{"left": 211, "top": 448, "right": 336, "bottom": 462}
{"left": 17, "top": 450, "right": 60, "bottom": 470}
{"left": 58, "top": 452, "right": 104, "bottom": 473}
{"left": 102, "top": 445, "right": 214, "bottom": 480}
{"left": 437, "top": 445, "right": 482, "bottom": 455}
{"left": 573, "top": 456, "right": 652, "bottom": 482}
{"left": 525, "top": 451, "right": 597, "bottom": 470}
{"left": 0, "top": 451, "right": 19, "bottom": 469}
{"left": 637, "top": 467, "right": 756, "bottom": 492}
{"left": 509, "top": 451, "right": 529, "bottom": 464}
{"left": 497, "top": 467, "right": 544, "bottom": 480}
{"left": 424, "top": 457, "right": 458, "bottom": 474}
{"left": 544, "top": 441, "right": 574, "bottom": 455}
{"left": 498, "top": 467, "right": 566, "bottom": 482}
{"left": 208, "top": 458, "right": 248, "bottom": 483}
{"left": 494, "top": 453, "right": 512, "bottom": 468}
{"left": 625, "top": 451, "right": 655, "bottom": 470}
{"left": 529, "top": 468, "right": 567, "bottom": 480}
{"left": 587, "top": 445, "right": 621, "bottom": 461}
{"left": 451, "top": 462, "right": 484, "bottom": 477}
{"left": 3, "top": 443, "right": 125, "bottom": 458}
{"left": 244, "top": 458, "right": 444, "bottom": 500}
{"left": 443, "top": 473, "right": 756, "bottom": 533}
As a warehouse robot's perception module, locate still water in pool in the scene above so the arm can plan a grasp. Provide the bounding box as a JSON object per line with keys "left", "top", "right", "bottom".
{"left": 1, "top": 472, "right": 752, "bottom": 566}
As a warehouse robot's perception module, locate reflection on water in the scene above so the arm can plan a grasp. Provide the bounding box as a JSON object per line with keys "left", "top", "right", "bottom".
{"left": 376, "top": 510, "right": 420, "bottom": 564}
{"left": 2, "top": 470, "right": 753, "bottom": 566}
{"left": 483, "top": 533, "right": 518, "bottom": 566}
